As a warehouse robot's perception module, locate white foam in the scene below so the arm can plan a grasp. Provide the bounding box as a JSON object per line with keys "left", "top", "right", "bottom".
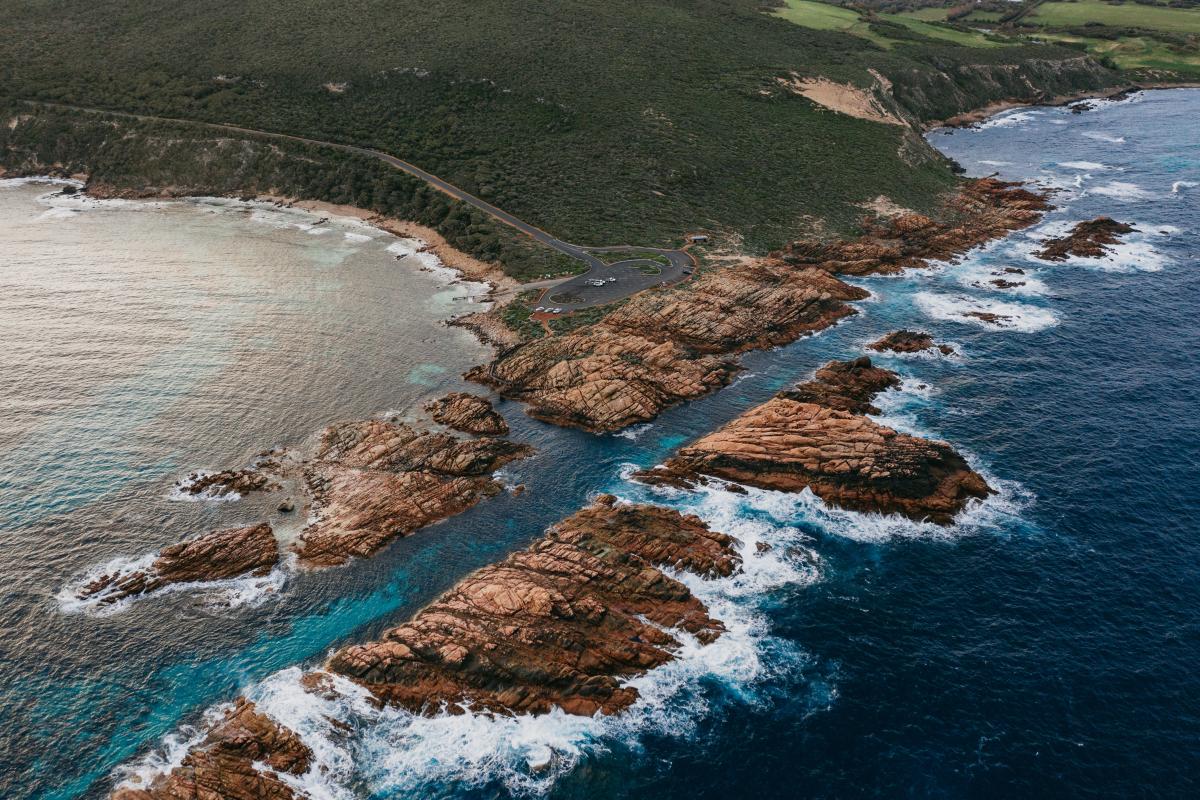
{"left": 1172, "top": 181, "right": 1197, "bottom": 194}
{"left": 612, "top": 423, "right": 653, "bottom": 441}
{"left": 1081, "top": 131, "right": 1125, "bottom": 144}
{"left": 979, "top": 110, "right": 1041, "bottom": 130}
{"left": 914, "top": 292, "right": 1058, "bottom": 332}
{"left": 1057, "top": 161, "right": 1111, "bottom": 171}
{"left": 976, "top": 160, "right": 1012, "bottom": 167}
{"left": 1088, "top": 181, "right": 1153, "bottom": 202}
{"left": 1, "top": 176, "right": 84, "bottom": 189}
{"left": 385, "top": 238, "right": 428, "bottom": 259}
{"left": 343, "top": 231, "right": 372, "bottom": 243}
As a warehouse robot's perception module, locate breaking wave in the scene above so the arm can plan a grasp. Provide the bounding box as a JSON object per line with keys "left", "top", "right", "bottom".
{"left": 913, "top": 291, "right": 1059, "bottom": 332}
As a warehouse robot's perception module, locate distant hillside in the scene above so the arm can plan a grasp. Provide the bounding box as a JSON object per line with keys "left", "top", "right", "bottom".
{"left": 1, "top": 0, "right": 1121, "bottom": 269}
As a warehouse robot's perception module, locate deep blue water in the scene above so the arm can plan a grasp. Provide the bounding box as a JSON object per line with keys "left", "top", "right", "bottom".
{"left": 1, "top": 89, "right": 1197, "bottom": 799}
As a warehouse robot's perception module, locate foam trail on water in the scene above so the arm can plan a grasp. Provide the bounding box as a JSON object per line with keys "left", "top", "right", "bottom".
{"left": 914, "top": 291, "right": 1058, "bottom": 332}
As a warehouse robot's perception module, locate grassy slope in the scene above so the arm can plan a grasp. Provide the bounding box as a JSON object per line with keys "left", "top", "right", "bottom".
{"left": 1033, "top": 1, "right": 1200, "bottom": 35}
{"left": 1, "top": 0, "right": 1118, "bottom": 259}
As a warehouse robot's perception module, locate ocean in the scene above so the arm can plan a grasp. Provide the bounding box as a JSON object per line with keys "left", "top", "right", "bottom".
{"left": 0, "top": 87, "right": 1197, "bottom": 798}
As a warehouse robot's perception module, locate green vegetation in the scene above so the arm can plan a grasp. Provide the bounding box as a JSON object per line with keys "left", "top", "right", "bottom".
{"left": 1033, "top": 1, "right": 1200, "bottom": 35}
{"left": 0, "top": 0, "right": 1125, "bottom": 269}
{"left": 500, "top": 290, "right": 547, "bottom": 339}
{"left": 593, "top": 249, "right": 673, "bottom": 266}
{"left": 772, "top": 0, "right": 1007, "bottom": 47}
{"left": 548, "top": 300, "right": 629, "bottom": 335}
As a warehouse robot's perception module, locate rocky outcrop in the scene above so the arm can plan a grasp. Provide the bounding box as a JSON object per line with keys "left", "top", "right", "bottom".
{"left": 112, "top": 499, "right": 740, "bottom": 797}
{"left": 174, "top": 468, "right": 279, "bottom": 499}
{"left": 112, "top": 698, "right": 311, "bottom": 800}
{"left": 868, "top": 330, "right": 955, "bottom": 356}
{"left": 294, "top": 419, "right": 532, "bottom": 566}
{"left": 470, "top": 179, "right": 1049, "bottom": 433}
{"left": 1034, "top": 217, "right": 1135, "bottom": 261}
{"left": 425, "top": 392, "right": 509, "bottom": 436}
{"left": 77, "top": 523, "right": 279, "bottom": 605}
{"left": 636, "top": 358, "right": 990, "bottom": 524}
{"left": 326, "top": 496, "right": 739, "bottom": 715}
{"left": 782, "top": 178, "right": 1051, "bottom": 276}
{"left": 468, "top": 265, "right": 866, "bottom": 432}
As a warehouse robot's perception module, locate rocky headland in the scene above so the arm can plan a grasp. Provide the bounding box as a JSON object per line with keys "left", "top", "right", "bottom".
{"left": 868, "top": 330, "right": 955, "bottom": 356}
{"left": 424, "top": 392, "right": 509, "bottom": 436}
{"left": 294, "top": 418, "right": 532, "bottom": 566}
{"left": 111, "top": 497, "right": 741, "bottom": 798}
{"left": 112, "top": 698, "right": 311, "bottom": 800}
{"left": 635, "top": 357, "right": 991, "bottom": 523}
{"left": 470, "top": 179, "right": 1049, "bottom": 433}
{"left": 1035, "top": 217, "right": 1135, "bottom": 261}
{"left": 77, "top": 523, "right": 278, "bottom": 606}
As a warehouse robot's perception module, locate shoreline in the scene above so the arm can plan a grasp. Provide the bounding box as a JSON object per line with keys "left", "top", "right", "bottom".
{"left": 923, "top": 82, "right": 1200, "bottom": 131}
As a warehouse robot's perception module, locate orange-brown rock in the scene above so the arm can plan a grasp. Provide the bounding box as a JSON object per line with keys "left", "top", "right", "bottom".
{"left": 636, "top": 359, "right": 990, "bottom": 524}
{"left": 294, "top": 419, "right": 532, "bottom": 566}
{"left": 112, "top": 698, "right": 311, "bottom": 800}
{"left": 1034, "top": 217, "right": 1135, "bottom": 261}
{"left": 110, "top": 499, "right": 740, "bottom": 798}
{"left": 175, "top": 468, "right": 278, "bottom": 498}
{"left": 468, "top": 265, "right": 866, "bottom": 432}
{"left": 868, "top": 330, "right": 956, "bottom": 356}
{"left": 782, "top": 178, "right": 1051, "bottom": 276}
{"left": 77, "top": 523, "right": 279, "bottom": 605}
{"left": 327, "top": 496, "right": 740, "bottom": 715}
{"left": 425, "top": 392, "right": 509, "bottom": 435}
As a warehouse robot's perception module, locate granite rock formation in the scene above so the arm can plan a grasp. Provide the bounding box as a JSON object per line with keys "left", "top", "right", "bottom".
{"left": 175, "top": 468, "right": 279, "bottom": 499}
{"left": 781, "top": 178, "right": 1051, "bottom": 276}
{"left": 77, "top": 523, "right": 279, "bottom": 605}
{"left": 329, "top": 496, "right": 740, "bottom": 714}
{"left": 1035, "top": 217, "right": 1135, "bottom": 261}
{"left": 868, "top": 330, "right": 955, "bottom": 356}
{"left": 636, "top": 358, "right": 990, "bottom": 523}
{"left": 294, "top": 419, "right": 532, "bottom": 566}
{"left": 471, "top": 179, "right": 1049, "bottom": 433}
{"left": 112, "top": 698, "right": 311, "bottom": 800}
{"left": 468, "top": 265, "right": 866, "bottom": 432}
{"left": 425, "top": 392, "right": 509, "bottom": 435}
{"left": 112, "top": 499, "right": 740, "bottom": 797}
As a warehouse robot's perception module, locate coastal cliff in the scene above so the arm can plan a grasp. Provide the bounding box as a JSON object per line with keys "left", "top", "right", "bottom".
{"left": 636, "top": 356, "right": 991, "bottom": 524}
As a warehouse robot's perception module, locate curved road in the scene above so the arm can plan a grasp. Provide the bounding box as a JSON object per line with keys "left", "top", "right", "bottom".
{"left": 30, "top": 102, "right": 696, "bottom": 308}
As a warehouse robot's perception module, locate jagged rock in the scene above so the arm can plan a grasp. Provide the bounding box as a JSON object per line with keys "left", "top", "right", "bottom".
{"left": 425, "top": 392, "right": 509, "bottom": 435}
{"left": 782, "top": 178, "right": 1051, "bottom": 276}
{"left": 112, "top": 699, "right": 310, "bottom": 800}
{"left": 989, "top": 278, "right": 1025, "bottom": 289}
{"left": 110, "top": 499, "right": 740, "bottom": 797}
{"left": 328, "top": 496, "right": 740, "bottom": 715}
{"left": 277, "top": 499, "right": 295, "bottom": 513}
{"left": 294, "top": 419, "right": 532, "bottom": 566}
{"left": 176, "top": 468, "right": 279, "bottom": 498}
{"left": 635, "top": 359, "right": 990, "bottom": 524}
{"left": 469, "top": 265, "right": 865, "bottom": 432}
{"left": 471, "top": 179, "right": 1048, "bottom": 433}
{"left": 869, "top": 330, "right": 955, "bottom": 356}
{"left": 1034, "top": 217, "right": 1135, "bottom": 261}
{"left": 77, "top": 523, "right": 278, "bottom": 605}
{"left": 963, "top": 311, "right": 1011, "bottom": 325}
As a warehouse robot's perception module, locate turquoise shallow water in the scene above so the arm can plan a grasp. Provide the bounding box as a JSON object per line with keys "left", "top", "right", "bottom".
{"left": 2, "top": 88, "right": 1199, "bottom": 799}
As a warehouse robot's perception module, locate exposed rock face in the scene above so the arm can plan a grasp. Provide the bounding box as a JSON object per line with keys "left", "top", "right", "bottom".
{"left": 782, "top": 178, "right": 1051, "bottom": 276}
{"left": 294, "top": 419, "right": 532, "bottom": 566}
{"left": 112, "top": 499, "right": 739, "bottom": 797}
{"left": 468, "top": 265, "right": 866, "bottom": 432}
{"left": 471, "top": 179, "right": 1048, "bottom": 433}
{"left": 112, "top": 698, "right": 310, "bottom": 800}
{"left": 868, "top": 330, "right": 955, "bottom": 356}
{"left": 328, "top": 496, "right": 739, "bottom": 715}
{"left": 425, "top": 392, "right": 509, "bottom": 435}
{"left": 175, "top": 468, "right": 278, "bottom": 499}
{"left": 1035, "top": 217, "right": 1135, "bottom": 261}
{"left": 77, "top": 523, "right": 278, "bottom": 605}
{"left": 636, "top": 358, "right": 990, "bottom": 524}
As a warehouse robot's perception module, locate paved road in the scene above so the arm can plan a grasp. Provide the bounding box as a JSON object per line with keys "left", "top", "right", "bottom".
{"left": 31, "top": 102, "right": 696, "bottom": 308}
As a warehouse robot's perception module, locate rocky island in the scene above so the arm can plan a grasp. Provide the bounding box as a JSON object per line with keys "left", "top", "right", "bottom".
{"left": 424, "top": 392, "right": 509, "bottom": 436}
{"left": 1035, "top": 217, "right": 1136, "bottom": 261}
{"left": 76, "top": 523, "right": 279, "bottom": 606}
{"left": 868, "top": 330, "right": 956, "bottom": 356}
{"left": 636, "top": 356, "right": 991, "bottom": 524}
{"left": 110, "top": 496, "right": 741, "bottom": 798}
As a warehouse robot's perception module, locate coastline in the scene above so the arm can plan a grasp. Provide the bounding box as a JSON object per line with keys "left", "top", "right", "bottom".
{"left": 923, "top": 81, "right": 1200, "bottom": 131}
